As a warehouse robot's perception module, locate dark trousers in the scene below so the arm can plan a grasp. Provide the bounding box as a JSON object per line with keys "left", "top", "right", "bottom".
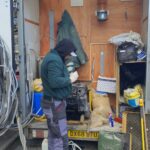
{"left": 43, "top": 100, "right": 68, "bottom": 150}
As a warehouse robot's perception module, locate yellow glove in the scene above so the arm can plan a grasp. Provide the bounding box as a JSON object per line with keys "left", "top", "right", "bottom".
{"left": 33, "top": 78, "right": 43, "bottom": 92}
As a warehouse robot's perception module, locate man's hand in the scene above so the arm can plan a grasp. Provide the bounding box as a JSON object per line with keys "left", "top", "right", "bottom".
{"left": 69, "top": 71, "right": 79, "bottom": 83}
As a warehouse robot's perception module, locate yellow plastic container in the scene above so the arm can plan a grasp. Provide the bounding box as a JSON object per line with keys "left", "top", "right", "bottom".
{"left": 124, "top": 89, "right": 140, "bottom": 107}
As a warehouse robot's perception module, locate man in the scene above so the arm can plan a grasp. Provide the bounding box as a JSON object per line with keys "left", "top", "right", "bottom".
{"left": 41, "top": 39, "right": 79, "bottom": 150}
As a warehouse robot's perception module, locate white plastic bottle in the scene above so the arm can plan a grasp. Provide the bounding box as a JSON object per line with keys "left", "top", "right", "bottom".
{"left": 41, "top": 138, "right": 48, "bottom": 150}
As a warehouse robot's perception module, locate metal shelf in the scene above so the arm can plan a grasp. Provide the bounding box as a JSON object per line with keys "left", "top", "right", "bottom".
{"left": 119, "top": 60, "right": 146, "bottom": 65}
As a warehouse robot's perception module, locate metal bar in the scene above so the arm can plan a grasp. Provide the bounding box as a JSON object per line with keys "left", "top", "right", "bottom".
{"left": 100, "top": 51, "right": 104, "bottom": 76}
{"left": 17, "top": 0, "right": 27, "bottom": 120}
{"left": 116, "top": 48, "right": 120, "bottom": 117}
{"left": 145, "top": 0, "right": 150, "bottom": 113}
{"left": 49, "top": 10, "right": 55, "bottom": 49}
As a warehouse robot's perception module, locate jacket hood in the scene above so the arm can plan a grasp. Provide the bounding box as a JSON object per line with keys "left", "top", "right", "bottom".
{"left": 55, "top": 39, "right": 76, "bottom": 60}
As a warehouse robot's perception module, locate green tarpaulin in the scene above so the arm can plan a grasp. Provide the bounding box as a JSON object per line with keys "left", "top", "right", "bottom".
{"left": 57, "top": 10, "right": 88, "bottom": 68}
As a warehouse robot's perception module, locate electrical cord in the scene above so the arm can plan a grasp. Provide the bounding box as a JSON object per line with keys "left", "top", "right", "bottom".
{"left": 0, "top": 36, "right": 44, "bottom": 145}
{"left": 11, "top": 94, "right": 44, "bottom": 129}
{"left": 0, "top": 35, "right": 18, "bottom": 136}
{"left": 16, "top": 112, "right": 27, "bottom": 150}
{"left": 0, "top": 35, "right": 30, "bottom": 149}
{"left": 69, "top": 141, "right": 82, "bottom": 150}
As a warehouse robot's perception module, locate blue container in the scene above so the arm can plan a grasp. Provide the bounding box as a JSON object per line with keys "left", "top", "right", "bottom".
{"left": 33, "top": 92, "right": 43, "bottom": 116}
{"left": 128, "top": 98, "right": 140, "bottom": 108}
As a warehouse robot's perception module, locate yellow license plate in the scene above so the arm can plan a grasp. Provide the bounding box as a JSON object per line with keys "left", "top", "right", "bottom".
{"left": 68, "top": 130, "right": 99, "bottom": 140}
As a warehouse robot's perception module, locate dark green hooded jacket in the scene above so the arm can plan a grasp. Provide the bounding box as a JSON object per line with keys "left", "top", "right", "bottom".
{"left": 41, "top": 39, "right": 76, "bottom": 105}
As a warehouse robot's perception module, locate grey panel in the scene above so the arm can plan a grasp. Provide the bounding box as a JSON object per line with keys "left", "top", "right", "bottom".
{"left": 18, "top": 0, "right": 27, "bottom": 119}
{"left": 145, "top": 0, "right": 150, "bottom": 113}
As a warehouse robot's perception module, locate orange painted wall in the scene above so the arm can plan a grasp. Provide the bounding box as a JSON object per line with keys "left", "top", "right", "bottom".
{"left": 40, "top": 0, "right": 142, "bottom": 81}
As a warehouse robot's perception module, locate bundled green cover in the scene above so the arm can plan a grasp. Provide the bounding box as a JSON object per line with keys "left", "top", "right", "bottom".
{"left": 57, "top": 10, "right": 88, "bottom": 68}
{"left": 98, "top": 131, "right": 130, "bottom": 150}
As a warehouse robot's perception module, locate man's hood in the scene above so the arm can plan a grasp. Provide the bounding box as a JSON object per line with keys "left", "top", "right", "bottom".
{"left": 55, "top": 39, "right": 76, "bottom": 61}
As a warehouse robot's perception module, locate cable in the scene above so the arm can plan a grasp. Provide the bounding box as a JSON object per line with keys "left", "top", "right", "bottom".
{"left": 0, "top": 35, "right": 18, "bottom": 136}
{"left": 69, "top": 141, "right": 82, "bottom": 150}
{"left": 0, "top": 34, "right": 43, "bottom": 139}
{"left": 16, "top": 113, "right": 27, "bottom": 150}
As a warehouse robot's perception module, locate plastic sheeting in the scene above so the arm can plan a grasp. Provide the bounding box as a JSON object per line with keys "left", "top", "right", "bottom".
{"left": 108, "top": 31, "right": 144, "bottom": 48}
{"left": 98, "top": 131, "right": 130, "bottom": 150}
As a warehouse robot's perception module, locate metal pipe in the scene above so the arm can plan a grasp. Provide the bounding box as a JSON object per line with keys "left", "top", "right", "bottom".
{"left": 145, "top": 0, "right": 150, "bottom": 113}
{"left": 17, "top": 0, "right": 27, "bottom": 120}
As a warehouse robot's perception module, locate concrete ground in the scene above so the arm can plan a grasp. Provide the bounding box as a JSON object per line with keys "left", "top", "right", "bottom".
{"left": 6, "top": 138, "right": 42, "bottom": 150}
{"left": 8, "top": 139, "right": 98, "bottom": 150}
{"left": 5, "top": 138, "right": 98, "bottom": 150}
{"left": 0, "top": 130, "right": 18, "bottom": 150}
{"left": 0, "top": 130, "right": 41, "bottom": 150}
{"left": 0, "top": 131, "right": 98, "bottom": 150}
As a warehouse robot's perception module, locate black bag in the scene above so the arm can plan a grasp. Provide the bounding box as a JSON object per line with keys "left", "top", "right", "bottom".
{"left": 117, "top": 42, "right": 138, "bottom": 63}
